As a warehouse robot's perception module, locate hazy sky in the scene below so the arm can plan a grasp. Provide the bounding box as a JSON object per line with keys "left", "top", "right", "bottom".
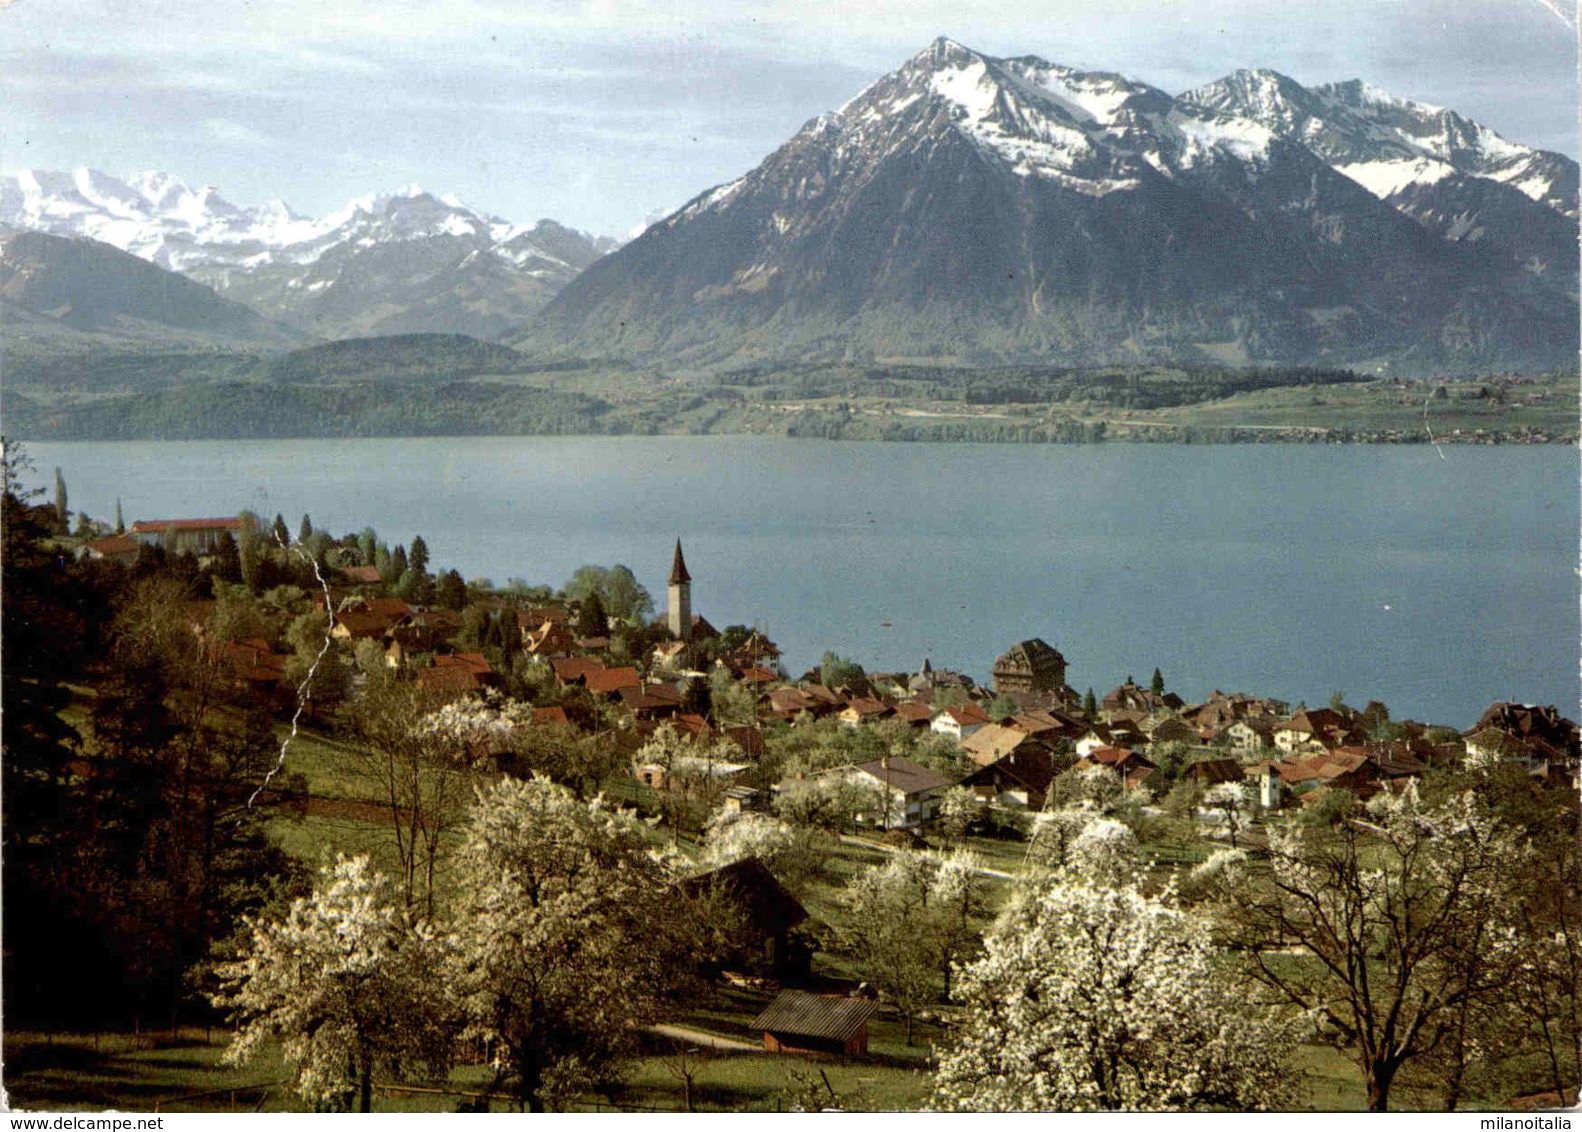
{"left": 3, "top": 0, "right": 1577, "bottom": 236}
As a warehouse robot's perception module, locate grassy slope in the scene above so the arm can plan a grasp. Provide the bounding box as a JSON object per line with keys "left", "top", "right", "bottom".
{"left": 11, "top": 691, "right": 1523, "bottom": 1112}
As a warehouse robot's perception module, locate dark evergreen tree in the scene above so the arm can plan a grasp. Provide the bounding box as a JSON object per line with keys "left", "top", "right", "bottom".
{"left": 115, "top": 498, "right": 125, "bottom": 534}
{"left": 1151, "top": 667, "right": 1165, "bottom": 697}
{"left": 408, "top": 535, "right": 430, "bottom": 578}
{"left": 210, "top": 531, "right": 243, "bottom": 584}
{"left": 390, "top": 544, "right": 408, "bottom": 582}
{"left": 437, "top": 569, "right": 467, "bottom": 610}
{"left": 1083, "top": 687, "right": 1099, "bottom": 717}
{"left": 580, "top": 591, "right": 609, "bottom": 638}
{"left": 299, "top": 514, "right": 313, "bottom": 544}
{"left": 271, "top": 513, "right": 290, "bottom": 547}
{"left": 53, "top": 467, "right": 68, "bottom": 532}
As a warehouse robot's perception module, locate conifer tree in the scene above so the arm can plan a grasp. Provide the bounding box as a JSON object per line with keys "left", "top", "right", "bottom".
{"left": 299, "top": 514, "right": 313, "bottom": 544}
{"left": 53, "top": 467, "right": 68, "bottom": 531}
{"left": 272, "top": 513, "right": 290, "bottom": 547}
{"left": 114, "top": 498, "right": 125, "bottom": 535}
{"left": 409, "top": 535, "right": 429, "bottom": 578}
{"left": 1151, "top": 667, "right": 1165, "bottom": 697}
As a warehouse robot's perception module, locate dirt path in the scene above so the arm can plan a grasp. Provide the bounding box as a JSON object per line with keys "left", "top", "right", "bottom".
{"left": 647, "top": 1024, "right": 760, "bottom": 1052}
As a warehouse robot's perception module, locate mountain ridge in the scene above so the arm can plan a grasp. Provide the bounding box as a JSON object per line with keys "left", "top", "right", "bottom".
{"left": 523, "top": 37, "right": 1578, "bottom": 376}
{"left": 0, "top": 172, "right": 622, "bottom": 342}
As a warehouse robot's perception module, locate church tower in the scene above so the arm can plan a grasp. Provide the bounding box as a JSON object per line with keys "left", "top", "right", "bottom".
{"left": 667, "top": 539, "right": 692, "bottom": 644}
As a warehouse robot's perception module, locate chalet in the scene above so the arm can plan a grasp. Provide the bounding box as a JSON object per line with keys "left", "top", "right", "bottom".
{"left": 551, "top": 656, "right": 605, "bottom": 687}
{"left": 1184, "top": 758, "right": 1244, "bottom": 786}
{"left": 331, "top": 609, "right": 394, "bottom": 642}
{"left": 964, "top": 746, "right": 1062, "bottom": 810}
{"left": 1464, "top": 702, "right": 1580, "bottom": 773}
{"left": 128, "top": 516, "right": 253, "bottom": 555}
{"left": 836, "top": 756, "right": 952, "bottom": 828}
{"left": 891, "top": 701, "right": 936, "bottom": 729}
{"left": 1074, "top": 723, "right": 1122, "bottom": 758}
{"left": 766, "top": 687, "right": 821, "bottom": 722}
{"left": 417, "top": 664, "right": 480, "bottom": 694}
{"left": 619, "top": 683, "right": 684, "bottom": 720}
{"left": 991, "top": 639, "right": 1068, "bottom": 696}
{"left": 677, "top": 857, "right": 810, "bottom": 977}
{"left": 1102, "top": 681, "right": 1184, "bottom": 717}
{"left": 1273, "top": 708, "right": 1357, "bottom": 755}
{"left": 839, "top": 698, "right": 894, "bottom": 728}
{"left": 585, "top": 666, "right": 641, "bottom": 696}
{"left": 651, "top": 640, "right": 690, "bottom": 669}
{"left": 525, "top": 620, "right": 578, "bottom": 658}
{"left": 418, "top": 653, "right": 495, "bottom": 694}
{"left": 78, "top": 535, "right": 142, "bottom": 564}
{"left": 753, "top": 991, "right": 878, "bottom": 1057}
{"left": 385, "top": 622, "right": 449, "bottom": 667}
{"left": 962, "top": 722, "right": 1055, "bottom": 769}
{"left": 1075, "top": 747, "right": 1157, "bottom": 791}
{"left": 1225, "top": 716, "right": 1278, "bottom": 754}
{"left": 1008, "top": 710, "right": 1083, "bottom": 741}
{"left": 720, "top": 631, "right": 782, "bottom": 675}
{"left": 931, "top": 702, "right": 993, "bottom": 742}
{"left": 1146, "top": 717, "right": 1198, "bottom": 746}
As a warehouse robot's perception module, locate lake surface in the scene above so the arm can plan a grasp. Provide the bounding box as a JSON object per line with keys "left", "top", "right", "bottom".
{"left": 23, "top": 436, "right": 1580, "bottom": 728}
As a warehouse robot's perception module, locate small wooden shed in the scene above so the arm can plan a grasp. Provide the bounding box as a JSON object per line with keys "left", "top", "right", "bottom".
{"left": 752, "top": 991, "right": 878, "bottom": 1057}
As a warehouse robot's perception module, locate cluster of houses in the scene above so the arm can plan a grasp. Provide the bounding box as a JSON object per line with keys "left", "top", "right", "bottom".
{"left": 97, "top": 520, "right": 1581, "bottom": 832}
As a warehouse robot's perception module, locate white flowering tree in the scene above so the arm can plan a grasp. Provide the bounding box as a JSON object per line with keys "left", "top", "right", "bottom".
{"left": 701, "top": 809, "right": 827, "bottom": 891}
{"left": 447, "top": 777, "right": 687, "bottom": 1111}
{"left": 933, "top": 865, "right": 1301, "bottom": 1111}
{"left": 1213, "top": 784, "right": 1529, "bottom": 1111}
{"left": 842, "top": 850, "right": 991, "bottom": 1041}
{"left": 935, "top": 784, "right": 980, "bottom": 846}
{"left": 210, "top": 856, "right": 455, "bottom": 1112}
{"left": 1200, "top": 781, "right": 1250, "bottom": 848}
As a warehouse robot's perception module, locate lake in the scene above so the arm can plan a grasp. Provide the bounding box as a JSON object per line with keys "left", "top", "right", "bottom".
{"left": 22, "top": 436, "right": 1579, "bottom": 728}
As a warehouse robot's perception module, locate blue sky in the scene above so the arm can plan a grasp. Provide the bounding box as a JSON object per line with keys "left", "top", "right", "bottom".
{"left": 3, "top": 0, "right": 1576, "bottom": 236}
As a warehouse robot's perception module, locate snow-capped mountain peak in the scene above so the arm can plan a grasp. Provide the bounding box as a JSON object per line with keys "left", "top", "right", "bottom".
{"left": 0, "top": 169, "right": 621, "bottom": 340}
{"left": 1182, "top": 69, "right": 1578, "bottom": 218}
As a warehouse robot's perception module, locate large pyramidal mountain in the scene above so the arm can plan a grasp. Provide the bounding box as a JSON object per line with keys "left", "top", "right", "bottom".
{"left": 0, "top": 171, "right": 620, "bottom": 341}
{"left": 528, "top": 39, "right": 1578, "bottom": 375}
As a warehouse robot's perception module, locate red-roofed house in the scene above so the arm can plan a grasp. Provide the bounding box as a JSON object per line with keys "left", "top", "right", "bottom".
{"left": 128, "top": 516, "right": 254, "bottom": 555}
{"left": 585, "top": 666, "right": 641, "bottom": 696}
{"left": 78, "top": 535, "right": 142, "bottom": 564}
{"left": 931, "top": 702, "right": 993, "bottom": 741}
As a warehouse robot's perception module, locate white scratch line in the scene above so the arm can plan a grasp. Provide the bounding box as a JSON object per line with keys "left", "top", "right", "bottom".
{"left": 1529, "top": 0, "right": 1578, "bottom": 31}
{"left": 249, "top": 530, "right": 337, "bottom": 808}
{"left": 1423, "top": 384, "right": 1447, "bottom": 462}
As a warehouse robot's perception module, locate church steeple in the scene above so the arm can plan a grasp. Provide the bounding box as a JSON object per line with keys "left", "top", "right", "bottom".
{"left": 667, "top": 539, "right": 693, "bottom": 643}
{"left": 669, "top": 538, "right": 691, "bottom": 585}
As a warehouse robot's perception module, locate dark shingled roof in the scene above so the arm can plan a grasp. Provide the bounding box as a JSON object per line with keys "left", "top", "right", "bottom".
{"left": 670, "top": 539, "right": 691, "bottom": 585}
{"left": 752, "top": 991, "right": 877, "bottom": 1042}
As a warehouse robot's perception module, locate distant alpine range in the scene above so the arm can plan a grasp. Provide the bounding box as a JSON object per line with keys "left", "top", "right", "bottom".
{"left": 5, "top": 38, "right": 1577, "bottom": 375}
{"left": 0, "top": 175, "right": 619, "bottom": 343}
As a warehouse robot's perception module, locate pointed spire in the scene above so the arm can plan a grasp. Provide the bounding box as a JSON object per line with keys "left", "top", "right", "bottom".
{"left": 669, "top": 538, "right": 691, "bottom": 585}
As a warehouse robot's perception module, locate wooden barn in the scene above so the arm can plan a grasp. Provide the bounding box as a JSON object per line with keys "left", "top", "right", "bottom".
{"left": 752, "top": 991, "right": 878, "bottom": 1057}
{"left": 677, "top": 857, "right": 810, "bottom": 978}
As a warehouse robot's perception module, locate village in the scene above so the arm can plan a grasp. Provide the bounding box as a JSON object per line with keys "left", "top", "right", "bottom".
{"left": 15, "top": 494, "right": 1581, "bottom": 1113}
{"left": 78, "top": 514, "right": 1581, "bottom": 829}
